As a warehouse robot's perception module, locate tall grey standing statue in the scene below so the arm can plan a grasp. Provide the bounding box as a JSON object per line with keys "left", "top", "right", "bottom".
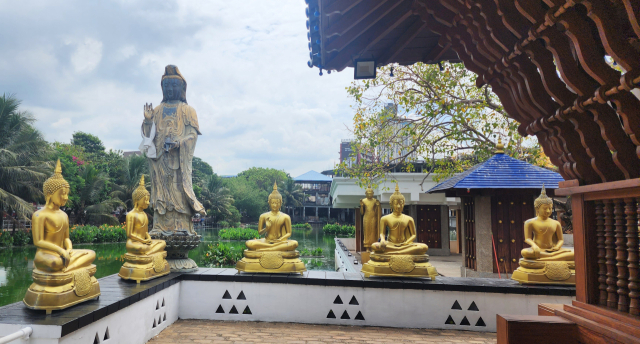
{"left": 141, "top": 65, "right": 206, "bottom": 272}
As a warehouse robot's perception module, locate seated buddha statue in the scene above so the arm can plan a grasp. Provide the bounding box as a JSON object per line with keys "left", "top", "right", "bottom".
{"left": 119, "top": 176, "right": 170, "bottom": 282}
{"left": 362, "top": 184, "right": 438, "bottom": 279}
{"left": 512, "top": 186, "right": 575, "bottom": 285}
{"left": 236, "top": 182, "right": 306, "bottom": 274}
{"left": 23, "top": 160, "right": 101, "bottom": 314}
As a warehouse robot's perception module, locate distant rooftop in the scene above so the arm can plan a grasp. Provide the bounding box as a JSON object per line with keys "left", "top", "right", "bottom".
{"left": 220, "top": 175, "right": 237, "bottom": 178}
{"left": 123, "top": 151, "right": 142, "bottom": 158}
{"left": 294, "top": 170, "right": 333, "bottom": 182}
{"left": 428, "top": 153, "right": 564, "bottom": 193}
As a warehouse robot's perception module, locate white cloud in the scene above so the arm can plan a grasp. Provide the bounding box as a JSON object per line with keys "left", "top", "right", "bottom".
{"left": 0, "top": 0, "right": 356, "bottom": 177}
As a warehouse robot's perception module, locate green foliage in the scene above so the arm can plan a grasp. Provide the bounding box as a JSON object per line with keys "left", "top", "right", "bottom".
{"left": 0, "top": 231, "right": 14, "bottom": 247}
{"left": 12, "top": 229, "right": 32, "bottom": 246}
{"left": 72, "top": 132, "right": 105, "bottom": 154}
{"left": 218, "top": 220, "right": 229, "bottom": 228}
{"left": 202, "top": 243, "right": 243, "bottom": 267}
{"left": 322, "top": 224, "right": 355, "bottom": 237}
{"left": 69, "top": 224, "right": 126, "bottom": 244}
{"left": 292, "top": 223, "right": 312, "bottom": 230}
{"left": 338, "top": 63, "right": 549, "bottom": 187}
{"left": 218, "top": 227, "right": 259, "bottom": 241}
{"left": 192, "top": 157, "right": 214, "bottom": 187}
{"left": 300, "top": 247, "right": 323, "bottom": 256}
{"left": 0, "top": 94, "right": 52, "bottom": 219}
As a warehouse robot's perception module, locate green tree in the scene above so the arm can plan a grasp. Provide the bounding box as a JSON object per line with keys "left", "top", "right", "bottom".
{"left": 338, "top": 62, "right": 547, "bottom": 189}
{"left": 280, "top": 178, "right": 303, "bottom": 212}
{"left": 0, "top": 94, "right": 52, "bottom": 220}
{"left": 112, "top": 154, "right": 149, "bottom": 218}
{"left": 192, "top": 157, "right": 214, "bottom": 187}
{"left": 72, "top": 131, "right": 105, "bottom": 154}
{"left": 201, "top": 174, "right": 234, "bottom": 223}
{"left": 237, "top": 167, "right": 288, "bottom": 193}
{"left": 73, "top": 165, "right": 122, "bottom": 225}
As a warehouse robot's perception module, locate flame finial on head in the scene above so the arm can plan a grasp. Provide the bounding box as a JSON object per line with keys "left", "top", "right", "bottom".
{"left": 132, "top": 175, "right": 150, "bottom": 205}
{"left": 268, "top": 181, "right": 282, "bottom": 201}
{"left": 43, "top": 159, "right": 70, "bottom": 197}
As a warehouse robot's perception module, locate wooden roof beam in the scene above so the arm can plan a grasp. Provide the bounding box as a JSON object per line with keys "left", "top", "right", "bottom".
{"left": 422, "top": 42, "right": 451, "bottom": 63}
{"left": 378, "top": 18, "right": 429, "bottom": 65}
{"left": 324, "top": 0, "right": 403, "bottom": 53}
{"left": 323, "top": 0, "right": 388, "bottom": 39}
{"left": 323, "top": 0, "right": 362, "bottom": 16}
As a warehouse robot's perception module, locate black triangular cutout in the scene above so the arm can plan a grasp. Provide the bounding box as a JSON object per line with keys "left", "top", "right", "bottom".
{"left": 349, "top": 296, "right": 359, "bottom": 305}
{"left": 158, "top": 315, "right": 162, "bottom": 324}
{"left": 468, "top": 301, "right": 479, "bottom": 311}
{"left": 94, "top": 333, "right": 100, "bottom": 344}
{"left": 451, "top": 300, "right": 462, "bottom": 310}
{"left": 460, "top": 316, "right": 471, "bottom": 326}
{"left": 341, "top": 310, "right": 350, "bottom": 319}
{"left": 333, "top": 295, "right": 343, "bottom": 304}
{"left": 152, "top": 319, "right": 157, "bottom": 328}
{"left": 104, "top": 327, "right": 110, "bottom": 340}
{"left": 445, "top": 315, "right": 455, "bottom": 325}
{"left": 237, "top": 291, "right": 246, "bottom": 300}
{"left": 163, "top": 313, "right": 167, "bottom": 321}
{"left": 162, "top": 298, "right": 165, "bottom": 307}
{"left": 222, "top": 290, "right": 232, "bottom": 299}
{"left": 327, "top": 310, "right": 336, "bottom": 318}
{"left": 229, "top": 305, "right": 238, "bottom": 314}
{"left": 156, "top": 300, "right": 160, "bottom": 310}
{"left": 243, "top": 306, "right": 252, "bottom": 314}
{"left": 475, "top": 317, "right": 486, "bottom": 327}
{"left": 355, "top": 311, "right": 365, "bottom": 320}
{"left": 216, "top": 305, "right": 225, "bottom": 314}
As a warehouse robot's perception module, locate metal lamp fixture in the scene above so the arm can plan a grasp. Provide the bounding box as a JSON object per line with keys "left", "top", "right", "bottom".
{"left": 354, "top": 59, "right": 377, "bottom": 79}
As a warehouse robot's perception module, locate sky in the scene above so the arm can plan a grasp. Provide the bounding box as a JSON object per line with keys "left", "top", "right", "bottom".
{"left": 0, "top": 0, "right": 357, "bottom": 177}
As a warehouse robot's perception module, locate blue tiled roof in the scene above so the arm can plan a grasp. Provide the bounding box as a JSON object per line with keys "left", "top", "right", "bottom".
{"left": 294, "top": 170, "right": 333, "bottom": 182}
{"left": 428, "top": 153, "right": 564, "bottom": 193}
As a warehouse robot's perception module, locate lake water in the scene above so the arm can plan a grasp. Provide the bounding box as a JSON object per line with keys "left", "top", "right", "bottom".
{"left": 0, "top": 224, "right": 336, "bottom": 307}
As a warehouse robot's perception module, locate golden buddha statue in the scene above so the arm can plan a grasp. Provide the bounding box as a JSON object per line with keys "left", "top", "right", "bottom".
{"left": 23, "top": 160, "right": 100, "bottom": 314}
{"left": 360, "top": 186, "right": 381, "bottom": 252}
{"left": 512, "top": 186, "right": 575, "bottom": 284}
{"left": 236, "top": 182, "right": 306, "bottom": 274}
{"left": 362, "top": 184, "right": 437, "bottom": 279}
{"left": 119, "top": 176, "right": 170, "bottom": 282}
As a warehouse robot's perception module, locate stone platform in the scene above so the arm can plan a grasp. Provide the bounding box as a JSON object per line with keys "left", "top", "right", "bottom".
{"left": 0, "top": 269, "right": 574, "bottom": 344}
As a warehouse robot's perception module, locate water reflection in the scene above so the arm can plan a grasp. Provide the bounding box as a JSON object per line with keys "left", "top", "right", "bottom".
{"left": 0, "top": 224, "right": 336, "bottom": 307}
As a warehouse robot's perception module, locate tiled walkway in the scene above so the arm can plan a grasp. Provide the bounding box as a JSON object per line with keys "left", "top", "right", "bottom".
{"left": 149, "top": 320, "right": 497, "bottom": 344}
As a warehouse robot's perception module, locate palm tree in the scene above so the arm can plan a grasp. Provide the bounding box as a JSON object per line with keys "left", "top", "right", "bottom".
{"left": 280, "top": 178, "right": 304, "bottom": 215}
{"left": 113, "top": 154, "right": 149, "bottom": 210}
{"left": 201, "top": 174, "right": 234, "bottom": 223}
{"left": 0, "top": 94, "right": 52, "bottom": 221}
{"left": 73, "top": 165, "right": 124, "bottom": 225}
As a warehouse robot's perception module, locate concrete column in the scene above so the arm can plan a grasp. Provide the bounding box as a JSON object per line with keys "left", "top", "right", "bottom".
{"left": 475, "top": 195, "right": 494, "bottom": 273}
{"left": 315, "top": 207, "right": 318, "bottom": 217}
{"left": 303, "top": 207, "right": 305, "bottom": 219}
{"left": 328, "top": 207, "right": 330, "bottom": 219}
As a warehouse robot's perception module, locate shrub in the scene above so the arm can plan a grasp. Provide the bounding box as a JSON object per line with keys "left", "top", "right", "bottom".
{"left": 218, "top": 220, "right": 229, "bottom": 228}
{"left": 322, "top": 224, "right": 355, "bottom": 237}
{"left": 300, "top": 247, "right": 323, "bottom": 256}
{"left": 292, "top": 223, "right": 312, "bottom": 230}
{"left": 202, "top": 243, "right": 243, "bottom": 267}
{"left": 0, "top": 231, "right": 14, "bottom": 247}
{"left": 70, "top": 224, "right": 126, "bottom": 244}
{"left": 233, "top": 222, "right": 242, "bottom": 228}
{"left": 218, "top": 227, "right": 259, "bottom": 241}
{"left": 12, "top": 229, "right": 32, "bottom": 246}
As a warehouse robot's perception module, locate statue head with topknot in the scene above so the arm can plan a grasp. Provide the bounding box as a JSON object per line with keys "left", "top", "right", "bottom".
{"left": 365, "top": 185, "right": 374, "bottom": 199}
{"left": 43, "top": 160, "right": 70, "bottom": 207}
{"left": 389, "top": 183, "right": 405, "bottom": 214}
{"left": 534, "top": 185, "right": 554, "bottom": 219}
{"left": 132, "top": 175, "right": 150, "bottom": 210}
{"left": 161, "top": 65, "right": 187, "bottom": 103}
{"left": 268, "top": 181, "right": 282, "bottom": 212}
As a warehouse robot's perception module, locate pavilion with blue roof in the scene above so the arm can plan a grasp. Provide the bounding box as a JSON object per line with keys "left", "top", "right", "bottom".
{"left": 428, "top": 142, "right": 564, "bottom": 276}
{"left": 293, "top": 170, "right": 337, "bottom": 223}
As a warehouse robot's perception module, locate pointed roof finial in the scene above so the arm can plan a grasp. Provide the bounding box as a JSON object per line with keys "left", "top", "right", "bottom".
{"left": 495, "top": 137, "right": 505, "bottom": 154}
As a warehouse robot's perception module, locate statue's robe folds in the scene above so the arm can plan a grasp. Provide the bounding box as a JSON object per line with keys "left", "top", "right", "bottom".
{"left": 142, "top": 102, "right": 205, "bottom": 235}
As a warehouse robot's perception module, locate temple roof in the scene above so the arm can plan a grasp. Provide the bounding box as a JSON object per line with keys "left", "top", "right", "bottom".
{"left": 294, "top": 170, "right": 333, "bottom": 182}
{"left": 427, "top": 154, "right": 564, "bottom": 193}
{"left": 305, "top": 0, "right": 459, "bottom": 72}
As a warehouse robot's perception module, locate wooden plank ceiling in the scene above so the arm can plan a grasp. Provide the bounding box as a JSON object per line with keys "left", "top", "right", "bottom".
{"left": 306, "top": 0, "right": 460, "bottom": 72}
{"left": 305, "top": 0, "right": 640, "bottom": 187}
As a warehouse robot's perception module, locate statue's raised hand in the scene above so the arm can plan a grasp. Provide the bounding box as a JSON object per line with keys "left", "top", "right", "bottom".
{"left": 143, "top": 103, "right": 154, "bottom": 120}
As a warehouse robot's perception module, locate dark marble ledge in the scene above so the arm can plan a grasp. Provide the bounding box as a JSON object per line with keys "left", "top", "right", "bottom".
{"left": 0, "top": 268, "right": 574, "bottom": 337}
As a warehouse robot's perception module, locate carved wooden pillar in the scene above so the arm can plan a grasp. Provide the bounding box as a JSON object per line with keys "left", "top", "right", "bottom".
{"left": 604, "top": 200, "right": 617, "bottom": 309}
{"left": 614, "top": 199, "right": 629, "bottom": 312}
{"left": 629, "top": 198, "right": 640, "bottom": 316}
{"left": 595, "top": 201, "right": 607, "bottom": 306}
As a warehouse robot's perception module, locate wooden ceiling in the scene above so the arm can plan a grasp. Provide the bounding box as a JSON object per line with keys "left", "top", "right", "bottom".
{"left": 306, "top": 0, "right": 460, "bottom": 72}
